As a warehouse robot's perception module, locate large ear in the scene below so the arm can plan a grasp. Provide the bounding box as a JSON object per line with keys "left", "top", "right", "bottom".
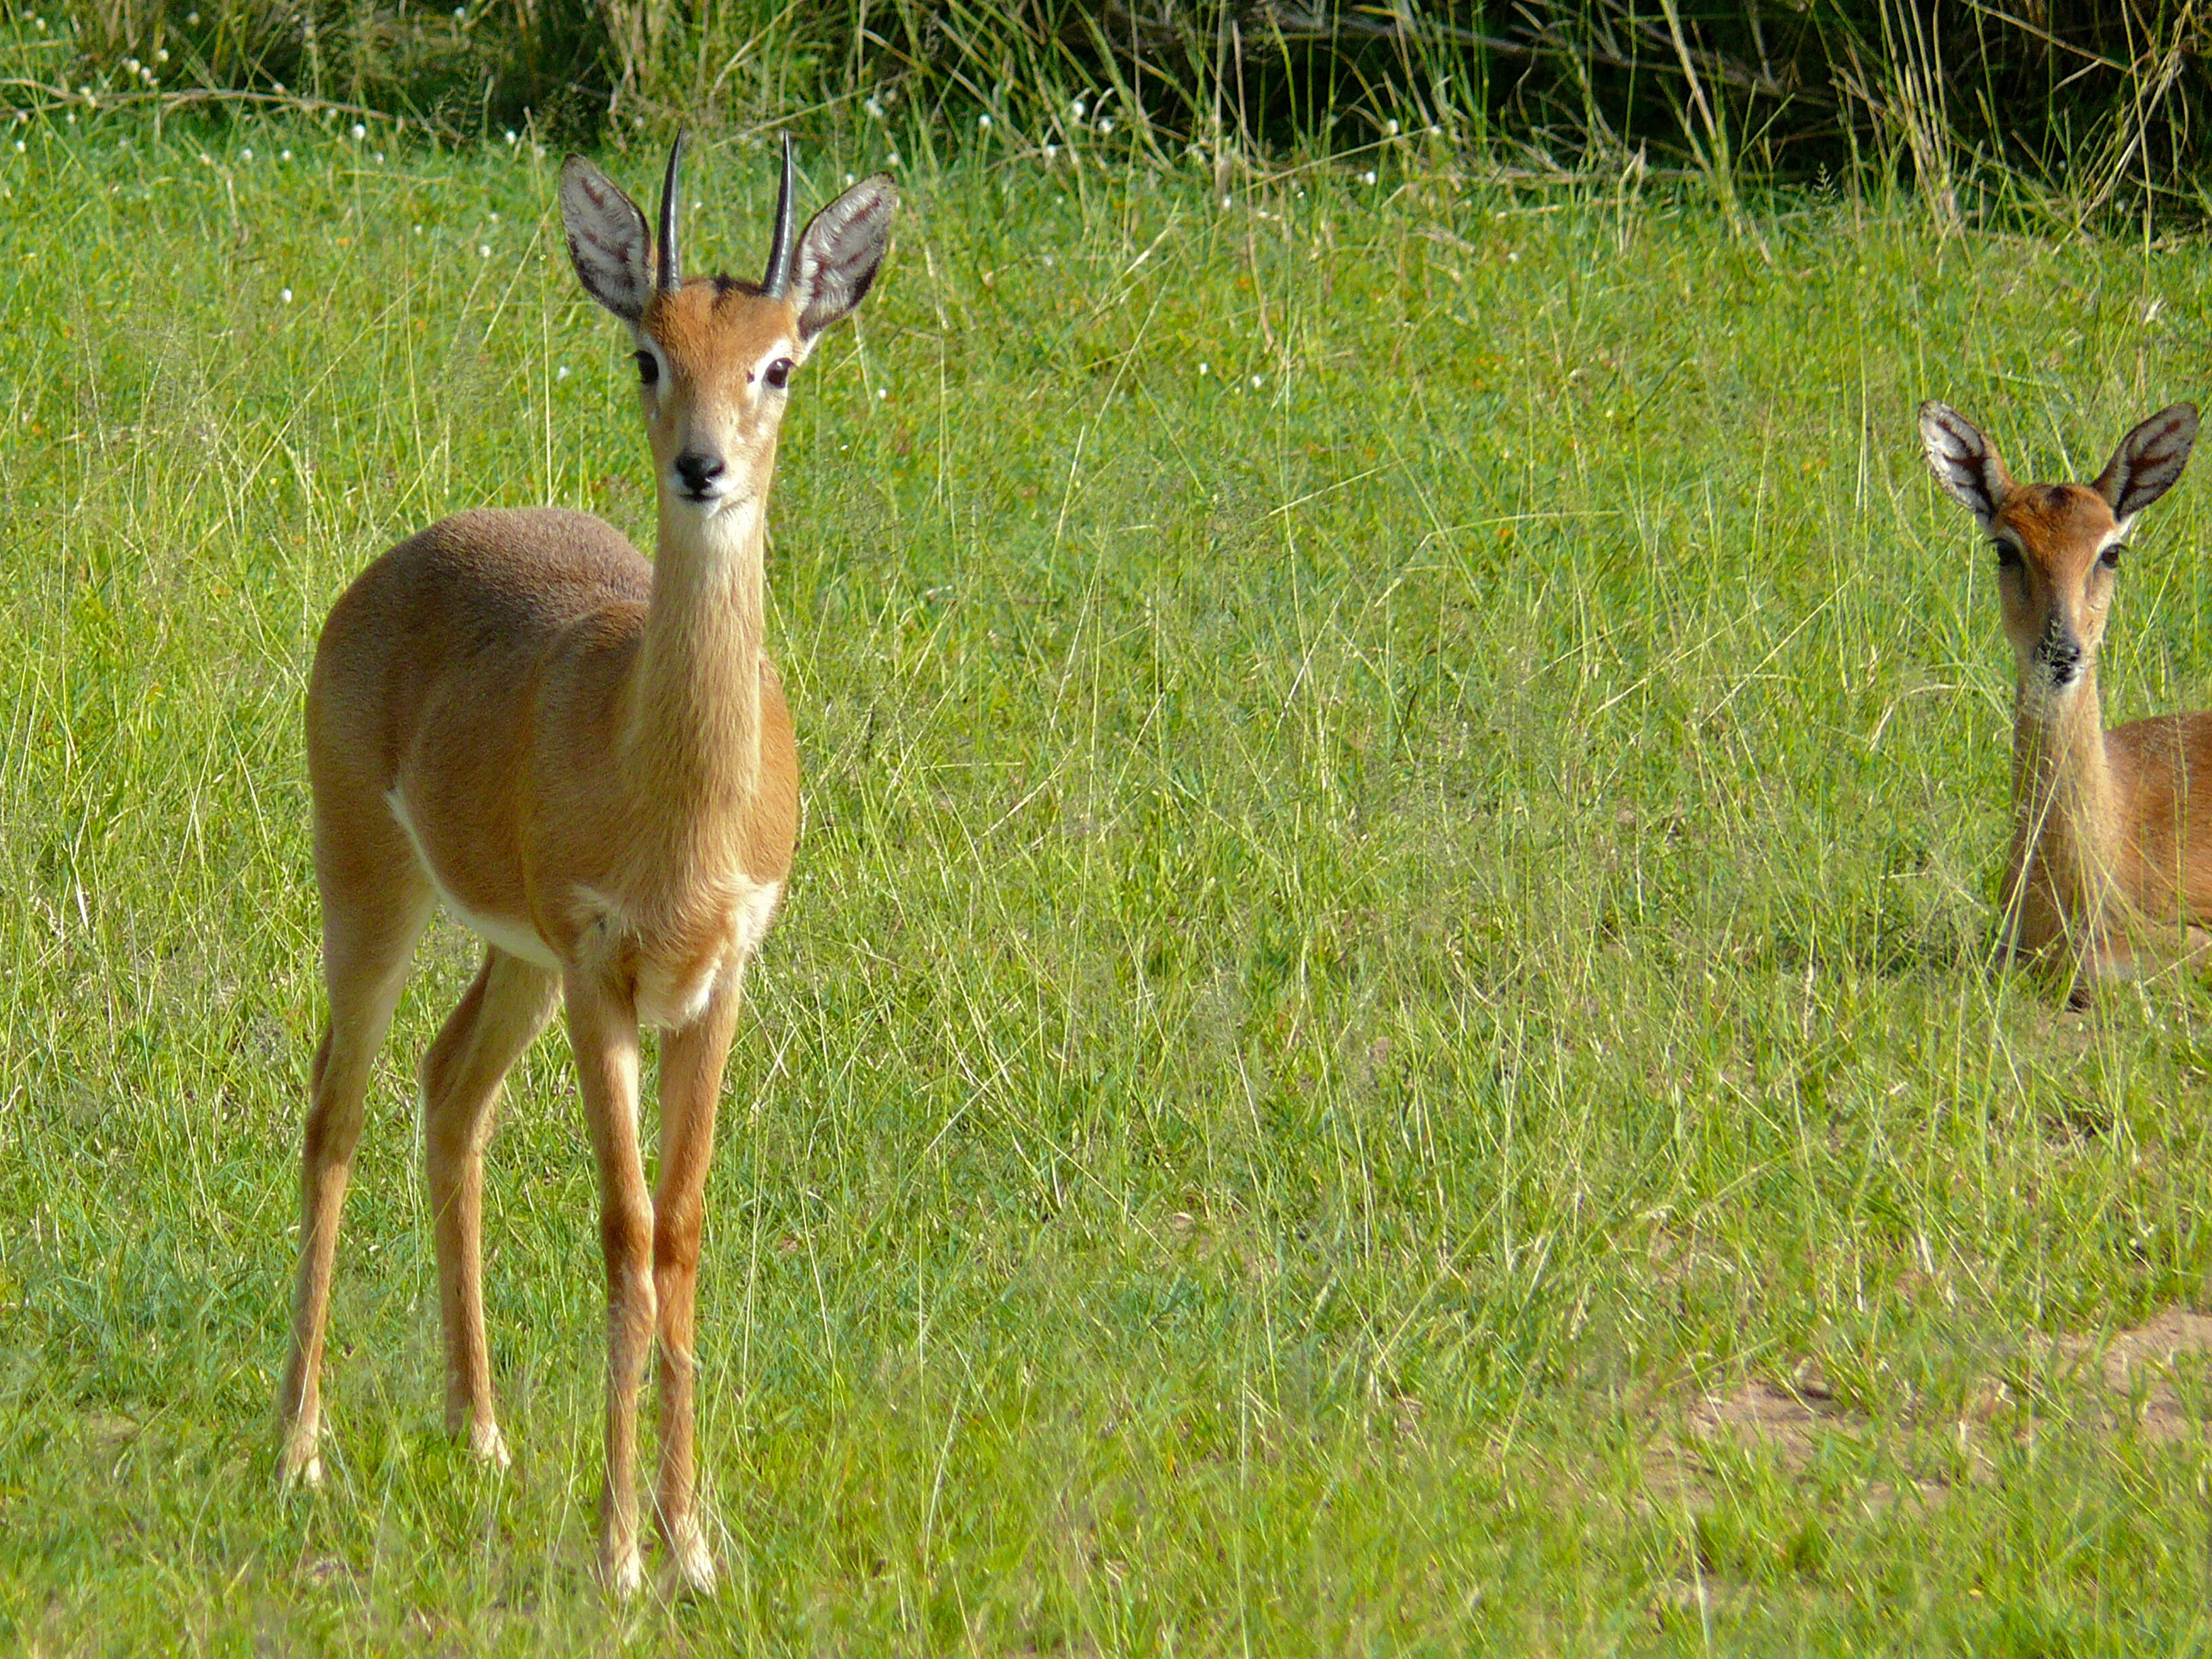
{"left": 2095, "top": 403, "right": 2198, "bottom": 527}
{"left": 559, "top": 155, "right": 653, "bottom": 323}
{"left": 789, "top": 173, "right": 899, "bottom": 345}
{"left": 1919, "top": 401, "right": 2013, "bottom": 530}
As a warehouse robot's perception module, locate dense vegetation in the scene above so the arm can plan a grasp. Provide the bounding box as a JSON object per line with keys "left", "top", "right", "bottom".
{"left": 20, "top": 2, "right": 2212, "bottom": 219}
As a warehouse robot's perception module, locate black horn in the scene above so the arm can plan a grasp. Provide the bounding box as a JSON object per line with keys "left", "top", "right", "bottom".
{"left": 656, "top": 128, "right": 686, "bottom": 293}
{"left": 761, "top": 134, "right": 797, "bottom": 298}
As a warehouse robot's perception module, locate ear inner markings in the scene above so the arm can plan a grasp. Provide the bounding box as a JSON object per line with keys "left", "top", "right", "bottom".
{"left": 2097, "top": 403, "right": 2199, "bottom": 523}
{"left": 1919, "top": 399, "right": 2010, "bottom": 527}
{"left": 790, "top": 176, "right": 899, "bottom": 341}
{"left": 560, "top": 155, "right": 651, "bottom": 323}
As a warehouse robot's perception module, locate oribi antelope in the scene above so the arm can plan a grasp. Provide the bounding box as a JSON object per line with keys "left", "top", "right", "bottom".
{"left": 1921, "top": 399, "right": 2209, "bottom": 1000}
{"left": 275, "top": 134, "right": 897, "bottom": 1595}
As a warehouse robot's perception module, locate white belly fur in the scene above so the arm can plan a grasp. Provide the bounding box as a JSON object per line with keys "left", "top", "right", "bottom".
{"left": 386, "top": 791, "right": 784, "bottom": 1020}
{"left": 384, "top": 789, "right": 562, "bottom": 971}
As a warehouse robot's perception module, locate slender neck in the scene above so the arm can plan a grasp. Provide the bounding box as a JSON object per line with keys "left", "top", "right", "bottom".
{"left": 623, "top": 483, "right": 771, "bottom": 815}
{"left": 2012, "top": 661, "right": 2120, "bottom": 914}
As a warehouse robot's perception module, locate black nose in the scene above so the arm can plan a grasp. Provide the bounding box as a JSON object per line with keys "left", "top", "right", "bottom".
{"left": 674, "top": 451, "right": 724, "bottom": 494}
{"left": 2043, "top": 634, "right": 2083, "bottom": 681}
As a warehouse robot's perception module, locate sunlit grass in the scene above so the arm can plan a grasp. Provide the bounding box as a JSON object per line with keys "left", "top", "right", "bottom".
{"left": 6, "top": 105, "right": 2212, "bottom": 1654}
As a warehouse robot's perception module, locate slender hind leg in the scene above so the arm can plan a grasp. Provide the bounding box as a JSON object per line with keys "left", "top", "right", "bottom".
{"left": 420, "top": 947, "right": 559, "bottom": 1467}
{"left": 277, "top": 848, "right": 434, "bottom": 1485}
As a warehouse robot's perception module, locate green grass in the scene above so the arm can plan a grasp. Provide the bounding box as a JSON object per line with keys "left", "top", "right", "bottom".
{"left": 8, "top": 104, "right": 2212, "bottom": 1655}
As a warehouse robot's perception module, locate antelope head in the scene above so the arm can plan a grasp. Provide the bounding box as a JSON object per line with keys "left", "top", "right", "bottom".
{"left": 558, "top": 133, "right": 899, "bottom": 516}
{"left": 1921, "top": 401, "right": 2198, "bottom": 703}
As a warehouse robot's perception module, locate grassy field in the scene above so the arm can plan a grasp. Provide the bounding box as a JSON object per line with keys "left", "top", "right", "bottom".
{"left": 8, "top": 102, "right": 2212, "bottom": 1654}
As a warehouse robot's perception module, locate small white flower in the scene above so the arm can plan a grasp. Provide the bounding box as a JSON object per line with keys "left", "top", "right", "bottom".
{"left": 1385, "top": 118, "right": 1399, "bottom": 136}
{"left": 977, "top": 113, "right": 991, "bottom": 130}
{"left": 413, "top": 224, "right": 422, "bottom": 234}
{"left": 140, "top": 66, "right": 155, "bottom": 83}
{"left": 197, "top": 151, "right": 210, "bottom": 165}
{"left": 1197, "top": 361, "right": 1208, "bottom": 375}
{"left": 64, "top": 112, "right": 75, "bottom": 124}
{"left": 1361, "top": 169, "right": 1377, "bottom": 185}
{"left": 478, "top": 244, "right": 491, "bottom": 258}
{"left": 504, "top": 129, "right": 516, "bottom": 146}
{"left": 270, "top": 80, "right": 284, "bottom": 94}
{"left": 155, "top": 47, "right": 167, "bottom": 62}
{"left": 123, "top": 58, "right": 139, "bottom": 74}
{"left": 843, "top": 171, "right": 855, "bottom": 186}
{"left": 280, "top": 148, "right": 292, "bottom": 161}
{"left": 373, "top": 151, "right": 384, "bottom": 163}
{"left": 186, "top": 10, "right": 199, "bottom": 23}
{"left": 1250, "top": 374, "right": 1263, "bottom": 388}
{"left": 1043, "top": 143, "right": 1058, "bottom": 159}
{"left": 241, "top": 147, "right": 252, "bottom": 160}
{"left": 280, "top": 287, "right": 293, "bottom": 302}
{"left": 863, "top": 96, "right": 883, "bottom": 120}
{"left": 1070, "top": 99, "right": 1086, "bottom": 119}
{"left": 79, "top": 85, "right": 92, "bottom": 99}
{"left": 886, "top": 151, "right": 901, "bottom": 167}
{"left": 1427, "top": 125, "right": 1441, "bottom": 138}
{"left": 877, "top": 387, "right": 888, "bottom": 400}
{"left": 452, "top": 5, "right": 464, "bottom": 16}
{"left": 1220, "top": 194, "right": 1231, "bottom": 209}
{"left": 31, "top": 16, "right": 44, "bottom": 29}
{"left": 489, "top": 211, "right": 499, "bottom": 222}
{"left": 12, "top": 142, "right": 23, "bottom": 155}
{"left": 556, "top": 365, "right": 569, "bottom": 380}
{"left": 350, "top": 123, "right": 365, "bottom": 140}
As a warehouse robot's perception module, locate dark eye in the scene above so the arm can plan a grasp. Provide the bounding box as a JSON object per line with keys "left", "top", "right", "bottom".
{"left": 1994, "top": 543, "right": 2022, "bottom": 569}
{"left": 762, "top": 358, "right": 792, "bottom": 390}
{"left": 634, "top": 349, "right": 659, "bottom": 387}
{"left": 2100, "top": 544, "right": 2124, "bottom": 569}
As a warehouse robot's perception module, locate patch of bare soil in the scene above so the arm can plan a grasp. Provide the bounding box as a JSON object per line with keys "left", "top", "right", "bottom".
{"left": 2045, "top": 1307, "right": 2212, "bottom": 1443}
{"left": 1636, "top": 1366, "right": 1875, "bottom": 1512}
{"left": 1687, "top": 1370, "right": 1852, "bottom": 1475}
{"left": 1643, "top": 1306, "right": 2212, "bottom": 1516}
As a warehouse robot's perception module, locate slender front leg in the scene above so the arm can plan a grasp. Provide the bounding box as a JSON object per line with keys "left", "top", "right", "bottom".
{"left": 421, "top": 948, "right": 559, "bottom": 1467}
{"left": 651, "top": 972, "right": 745, "bottom": 1593}
{"left": 566, "top": 976, "right": 653, "bottom": 1597}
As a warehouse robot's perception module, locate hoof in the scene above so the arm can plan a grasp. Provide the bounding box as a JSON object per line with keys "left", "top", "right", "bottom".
{"left": 463, "top": 1420, "right": 512, "bottom": 1471}
{"left": 603, "top": 1545, "right": 645, "bottom": 1601}
{"left": 665, "top": 1519, "right": 716, "bottom": 1597}
{"left": 277, "top": 1425, "right": 324, "bottom": 1490}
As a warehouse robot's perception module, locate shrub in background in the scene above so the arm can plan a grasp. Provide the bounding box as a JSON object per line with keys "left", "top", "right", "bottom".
{"left": 29, "top": 1, "right": 2212, "bottom": 224}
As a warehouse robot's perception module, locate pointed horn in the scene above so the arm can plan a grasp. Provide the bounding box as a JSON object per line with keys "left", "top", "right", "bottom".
{"left": 761, "top": 134, "right": 797, "bottom": 298}
{"left": 656, "top": 127, "right": 686, "bottom": 293}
